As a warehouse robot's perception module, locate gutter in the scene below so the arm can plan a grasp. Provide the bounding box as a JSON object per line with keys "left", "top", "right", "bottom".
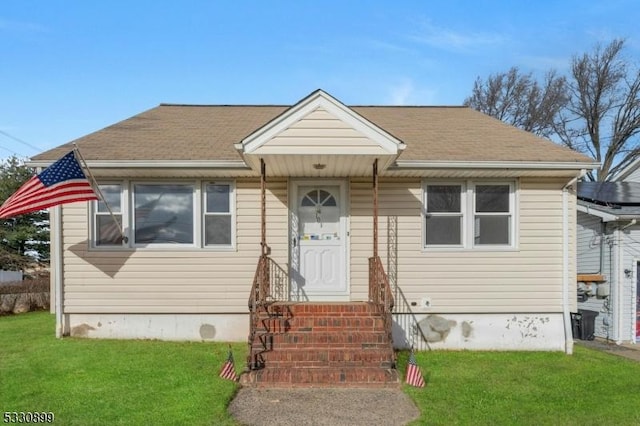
{"left": 577, "top": 203, "right": 640, "bottom": 223}
{"left": 26, "top": 160, "right": 251, "bottom": 169}
{"left": 576, "top": 203, "right": 620, "bottom": 222}
{"left": 392, "top": 160, "right": 599, "bottom": 170}
{"left": 562, "top": 170, "right": 587, "bottom": 354}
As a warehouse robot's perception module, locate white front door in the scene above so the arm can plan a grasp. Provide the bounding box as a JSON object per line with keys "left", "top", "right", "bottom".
{"left": 290, "top": 181, "right": 348, "bottom": 301}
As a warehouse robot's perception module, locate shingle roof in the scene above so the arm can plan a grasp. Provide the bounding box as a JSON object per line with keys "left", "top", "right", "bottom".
{"left": 32, "top": 103, "right": 594, "bottom": 164}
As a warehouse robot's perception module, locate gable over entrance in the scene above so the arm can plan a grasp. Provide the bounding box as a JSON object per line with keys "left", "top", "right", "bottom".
{"left": 235, "top": 90, "right": 405, "bottom": 177}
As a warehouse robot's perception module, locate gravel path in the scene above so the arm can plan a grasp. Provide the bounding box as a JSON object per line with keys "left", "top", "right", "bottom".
{"left": 228, "top": 387, "right": 420, "bottom": 426}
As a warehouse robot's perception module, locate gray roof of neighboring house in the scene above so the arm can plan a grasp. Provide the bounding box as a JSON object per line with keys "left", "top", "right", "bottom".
{"left": 31, "top": 103, "right": 595, "bottom": 164}
{"left": 578, "top": 181, "right": 640, "bottom": 219}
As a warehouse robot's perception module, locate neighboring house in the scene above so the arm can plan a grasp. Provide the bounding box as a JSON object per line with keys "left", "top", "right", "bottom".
{"left": 31, "top": 90, "right": 596, "bottom": 356}
{"left": 577, "top": 176, "right": 640, "bottom": 344}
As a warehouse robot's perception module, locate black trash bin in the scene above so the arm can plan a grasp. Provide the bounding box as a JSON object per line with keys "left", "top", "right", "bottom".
{"left": 570, "top": 312, "right": 581, "bottom": 339}
{"left": 571, "top": 309, "right": 599, "bottom": 340}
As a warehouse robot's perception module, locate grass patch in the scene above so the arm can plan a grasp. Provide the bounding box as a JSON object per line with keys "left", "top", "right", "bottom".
{"left": 3, "top": 312, "right": 640, "bottom": 425}
{"left": 398, "top": 348, "right": 640, "bottom": 425}
{"left": 1, "top": 312, "right": 243, "bottom": 425}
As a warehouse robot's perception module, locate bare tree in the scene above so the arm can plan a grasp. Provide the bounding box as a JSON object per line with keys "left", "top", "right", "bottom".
{"left": 464, "top": 67, "right": 568, "bottom": 138}
{"left": 556, "top": 39, "right": 640, "bottom": 181}
{"left": 467, "top": 39, "right": 640, "bottom": 181}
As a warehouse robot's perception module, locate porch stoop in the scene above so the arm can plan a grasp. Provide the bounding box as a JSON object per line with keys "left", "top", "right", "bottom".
{"left": 240, "top": 302, "right": 400, "bottom": 387}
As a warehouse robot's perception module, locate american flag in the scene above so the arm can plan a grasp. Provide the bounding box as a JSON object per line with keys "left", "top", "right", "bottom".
{"left": 405, "top": 348, "right": 425, "bottom": 388}
{"left": 219, "top": 348, "right": 238, "bottom": 381}
{"left": 0, "top": 151, "right": 97, "bottom": 219}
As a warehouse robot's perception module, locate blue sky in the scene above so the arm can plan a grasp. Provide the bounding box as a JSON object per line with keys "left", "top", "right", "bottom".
{"left": 1, "top": 0, "right": 639, "bottom": 159}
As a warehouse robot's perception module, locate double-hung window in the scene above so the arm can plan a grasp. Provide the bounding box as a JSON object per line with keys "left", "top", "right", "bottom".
{"left": 92, "top": 181, "right": 235, "bottom": 249}
{"left": 473, "top": 184, "right": 512, "bottom": 246}
{"left": 94, "top": 184, "right": 123, "bottom": 246}
{"left": 423, "top": 181, "right": 515, "bottom": 249}
{"left": 204, "top": 183, "right": 233, "bottom": 246}
{"left": 424, "top": 183, "right": 465, "bottom": 247}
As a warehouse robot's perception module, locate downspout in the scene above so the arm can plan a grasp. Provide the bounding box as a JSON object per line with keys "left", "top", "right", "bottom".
{"left": 616, "top": 219, "right": 636, "bottom": 343}
{"left": 562, "top": 170, "right": 586, "bottom": 354}
{"left": 599, "top": 221, "right": 605, "bottom": 275}
{"left": 52, "top": 205, "right": 64, "bottom": 338}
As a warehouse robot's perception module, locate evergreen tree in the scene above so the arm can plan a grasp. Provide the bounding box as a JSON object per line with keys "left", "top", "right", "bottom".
{"left": 0, "top": 156, "right": 49, "bottom": 271}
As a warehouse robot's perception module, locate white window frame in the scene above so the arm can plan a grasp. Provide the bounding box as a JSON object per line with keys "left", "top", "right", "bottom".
{"left": 90, "top": 182, "right": 125, "bottom": 249}
{"left": 472, "top": 181, "right": 516, "bottom": 248}
{"left": 422, "top": 179, "right": 517, "bottom": 251}
{"left": 90, "top": 179, "right": 236, "bottom": 251}
{"left": 202, "top": 181, "right": 236, "bottom": 250}
{"left": 131, "top": 181, "right": 197, "bottom": 248}
{"left": 422, "top": 182, "right": 466, "bottom": 249}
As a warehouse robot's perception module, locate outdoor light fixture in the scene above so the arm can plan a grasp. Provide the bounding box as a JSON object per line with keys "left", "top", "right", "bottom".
{"left": 313, "top": 163, "right": 326, "bottom": 170}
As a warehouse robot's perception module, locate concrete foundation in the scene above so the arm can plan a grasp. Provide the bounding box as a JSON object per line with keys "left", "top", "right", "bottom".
{"left": 66, "top": 313, "right": 249, "bottom": 341}
{"left": 392, "top": 313, "right": 566, "bottom": 351}
{"left": 65, "top": 311, "right": 566, "bottom": 351}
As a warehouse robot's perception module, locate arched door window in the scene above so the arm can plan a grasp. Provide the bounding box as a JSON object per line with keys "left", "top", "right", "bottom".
{"left": 298, "top": 187, "right": 339, "bottom": 238}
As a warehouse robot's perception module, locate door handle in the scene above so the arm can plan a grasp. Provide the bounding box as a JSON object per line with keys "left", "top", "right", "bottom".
{"left": 292, "top": 237, "right": 297, "bottom": 248}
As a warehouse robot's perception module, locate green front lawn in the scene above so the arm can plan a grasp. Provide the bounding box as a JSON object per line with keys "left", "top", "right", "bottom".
{"left": 1, "top": 312, "right": 243, "bottom": 425}
{"left": 2, "top": 312, "right": 640, "bottom": 425}
{"left": 400, "top": 347, "right": 640, "bottom": 425}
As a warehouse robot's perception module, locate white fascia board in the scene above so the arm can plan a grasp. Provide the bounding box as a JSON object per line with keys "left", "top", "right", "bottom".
{"left": 238, "top": 90, "right": 404, "bottom": 155}
{"left": 392, "top": 160, "right": 600, "bottom": 170}
{"left": 26, "top": 160, "right": 250, "bottom": 169}
{"left": 576, "top": 204, "right": 620, "bottom": 222}
{"left": 612, "top": 157, "right": 640, "bottom": 181}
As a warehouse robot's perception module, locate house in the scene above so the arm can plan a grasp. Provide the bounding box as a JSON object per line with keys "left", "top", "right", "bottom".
{"left": 30, "top": 90, "right": 596, "bottom": 385}
{"left": 576, "top": 165, "right": 640, "bottom": 344}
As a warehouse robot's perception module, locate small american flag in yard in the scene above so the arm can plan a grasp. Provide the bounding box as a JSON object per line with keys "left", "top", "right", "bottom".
{"left": 405, "top": 348, "right": 425, "bottom": 388}
{"left": 219, "top": 347, "right": 238, "bottom": 381}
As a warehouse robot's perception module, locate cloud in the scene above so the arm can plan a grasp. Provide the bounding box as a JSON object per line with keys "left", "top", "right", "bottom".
{"left": 388, "top": 79, "right": 437, "bottom": 105}
{"left": 409, "top": 20, "right": 506, "bottom": 52}
{"left": 0, "top": 18, "right": 46, "bottom": 33}
{"left": 518, "top": 55, "right": 571, "bottom": 72}
{"left": 389, "top": 80, "right": 414, "bottom": 105}
{"left": 364, "top": 39, "right": 417, "bottom": 55}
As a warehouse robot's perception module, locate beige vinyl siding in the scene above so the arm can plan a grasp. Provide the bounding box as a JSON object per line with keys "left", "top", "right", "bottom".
{"left": 350, "top": 177, "right": 574, "bottom": 313}
{"left": 61, "top": 178, "right": 288, "bottom": 313}
{"left": 568, "top": 184, "right": 577, "bottom": 312}
{"left": 62, "top": 174, "right": 575, "bottom": 315}
{"left": 254, "top": 107, "right": 388, "bottom": 155}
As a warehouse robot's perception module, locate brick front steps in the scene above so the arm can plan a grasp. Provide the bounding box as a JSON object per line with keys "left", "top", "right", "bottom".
{"left": 240, "top": 302, "right": 399, "bottom": 387}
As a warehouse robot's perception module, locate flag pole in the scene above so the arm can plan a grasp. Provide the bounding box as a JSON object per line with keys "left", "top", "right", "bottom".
{"left": 72, "top": 144, "right": 128, "bottom": 243}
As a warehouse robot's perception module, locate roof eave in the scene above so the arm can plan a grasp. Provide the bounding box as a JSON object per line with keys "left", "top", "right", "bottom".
{"left": 392, "top": 160, "right": 600, "bottom": 170}
{"left": 577, "top": 203, "right": 620, "bottom": 221}
{"left": 577, "top": 201, "right": 640, "bottom": 222}
{"left": 26, "top": 159, "right": 251, "bottom": 169}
